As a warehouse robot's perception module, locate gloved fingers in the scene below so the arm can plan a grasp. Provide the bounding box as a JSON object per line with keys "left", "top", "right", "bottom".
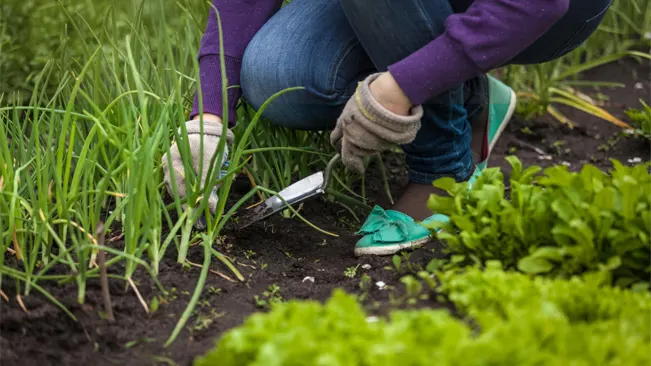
{"left": 330, "top": 122, "right": 343, "bottom": 147}
{"left": 343, "top": 122, "right": 392, "bottom": 153}
{"left": 162, "top": 142, "right": 189, "bottom": 199}
{"left": 187, "top": 135, "right": 229, "bottom": 185}
{"left": 192, "top": 141, "right": 229, "bottom": 215}
{"left": 162, "top": 129, "right": 231, "bottom": 217}
{"left": 208, "top": 189, "right": 219, "bottom": 215}
{"left": 357, "top": 118, "right": 421, "bottom": 145}
{"left": 340, "top": 138, "right": 367, "bottom": 174}
{"left": 339, "top": 131, "right": 379, "bottom": 174}
{"left": 190, "top": 186, "right": 220, "bottom": 216}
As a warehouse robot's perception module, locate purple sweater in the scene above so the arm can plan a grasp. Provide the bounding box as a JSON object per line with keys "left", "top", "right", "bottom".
{"left": 192, "top": 0, "right": 570, "bottom": 125}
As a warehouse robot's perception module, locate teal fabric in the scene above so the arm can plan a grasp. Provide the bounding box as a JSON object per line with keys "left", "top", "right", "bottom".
{"left": 476, "top": 75, "right": 515, "bottom": 171}
{"left": 354, "top": 166, "right": 482, "bottom": 253}
{"left": 355, "top": 206, "right": 447, "bottom": 245}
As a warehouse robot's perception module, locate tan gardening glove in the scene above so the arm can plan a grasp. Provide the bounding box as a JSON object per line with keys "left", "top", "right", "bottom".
{"left": 330, "top": 73, "right": 424, "bottom": 173}
{"left": 162, "top": 119, "right": 234, "bottom": 214}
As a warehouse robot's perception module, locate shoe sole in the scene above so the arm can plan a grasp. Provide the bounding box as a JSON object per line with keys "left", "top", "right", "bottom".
{"left": 353, "top": 236, "right": 432, "bottom": 256}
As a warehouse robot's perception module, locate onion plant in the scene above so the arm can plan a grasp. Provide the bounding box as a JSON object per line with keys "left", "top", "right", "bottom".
{"left": 0, "top": 0, "right": 373, "bottom": 347}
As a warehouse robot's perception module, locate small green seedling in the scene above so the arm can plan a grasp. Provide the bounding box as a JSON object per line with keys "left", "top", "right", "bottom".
{"left": 124, "top": 338, "right": 156, "bottom": 349}
{"left": 149, "top": 296, "right": 160, "bottom": 313}
{"left": 400, "top": 275, "right": 425, "bottom": 305}
{"left": 193, "top": 309, "right": 226, "bottom": 333}
{"left": 392, "top": 255, "right": 402, "bottom": 272}
{"left": 254, "top": 284, "right": 283, "bottom": 308}
{"left": 358, "top": 274, "right": 373, "bottom": 302}
{"left": 520, "top": 126, "right": 533, "bottom": 135}
{"left": 243, "top": 250, "right": 256, "bottom": 260}
{"left": 344, "top": 264, "right": 360, "bottom": 278}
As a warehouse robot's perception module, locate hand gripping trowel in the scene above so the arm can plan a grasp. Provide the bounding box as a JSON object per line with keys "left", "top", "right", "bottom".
{"left": 236, "top": 153, "right": 341, "bottom": 229}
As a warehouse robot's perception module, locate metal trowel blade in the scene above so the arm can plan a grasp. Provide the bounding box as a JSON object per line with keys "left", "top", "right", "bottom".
{"left": 237, "top": 171, "right": 326, "bottom": 229}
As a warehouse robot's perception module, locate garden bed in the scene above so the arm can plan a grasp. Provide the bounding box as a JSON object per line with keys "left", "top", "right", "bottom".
{"left": 1, "top": 59, "right": 649, "bottom": 366}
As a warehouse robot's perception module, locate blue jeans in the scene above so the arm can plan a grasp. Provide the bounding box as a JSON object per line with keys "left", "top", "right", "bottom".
{"left": 240, "top": 0, "right": 611, "bottom": 184}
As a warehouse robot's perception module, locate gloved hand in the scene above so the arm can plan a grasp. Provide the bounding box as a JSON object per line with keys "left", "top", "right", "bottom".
{"left": 330, "top": 73, "right": 424, "bottom": 173}
{"left": 162, "top": 119, "right": 234, "bottom": 214}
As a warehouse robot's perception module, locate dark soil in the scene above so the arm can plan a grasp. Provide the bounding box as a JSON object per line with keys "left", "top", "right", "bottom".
{"left": 1, "top": 59, "right": 649, "bottom": 366}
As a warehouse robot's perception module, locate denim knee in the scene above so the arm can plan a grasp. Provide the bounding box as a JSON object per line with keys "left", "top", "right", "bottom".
{"left": 240, "top": 40, "right": 313, "bottom": 130}
{"left": 242, "top": 40, "right": 355, "bottom": 130}
{"left": 240, "top": 1, "right": 369, "bottom": 131}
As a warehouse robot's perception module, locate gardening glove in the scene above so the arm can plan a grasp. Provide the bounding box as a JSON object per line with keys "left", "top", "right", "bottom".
{"left": 162, "top": 119, "right": 235, "bottom": 214}
{"left": 330, "top": 73, "right": 423, "bottom": 174}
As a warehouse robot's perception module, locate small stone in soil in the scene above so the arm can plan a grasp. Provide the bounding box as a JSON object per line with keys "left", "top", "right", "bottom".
{"left": 366, "top": 316, "right": 379, "bottom": 323}
{"left": 362, "top": 264, "right": 372, "bottom": 270}
{"left": 302, "top": 276, "right": 315, "bottom": 283}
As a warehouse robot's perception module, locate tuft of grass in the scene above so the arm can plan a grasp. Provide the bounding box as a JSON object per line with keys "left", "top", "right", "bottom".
{"left": 1, "top": 0, "right": 217, "bottom": 327}
{"left": 0, "top": 0, "right": 372, "bottom": 347}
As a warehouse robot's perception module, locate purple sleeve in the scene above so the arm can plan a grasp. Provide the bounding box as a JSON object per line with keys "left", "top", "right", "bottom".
{"left": 191, "top": 0, "right": 283, "bottom": 126}
{"left": 388, "top": 0, "right": 570, "bottom": 105}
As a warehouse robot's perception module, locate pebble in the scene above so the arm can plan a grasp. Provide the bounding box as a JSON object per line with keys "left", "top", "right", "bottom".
{"left": 634, "top": 82, "right": 644, "bottom": 90}
{"left": 302, "top": 276, "right": 315, "bottom": 283}
{"left": 375, "top": 281, "right": 386, "bottom": 289}
{"left": 562, "top": 161, "right": 571, "bottom": 167}
{"left": 628, "top": 157, "right": 642, "bottom": 164}
{"left": 362, "top": 264, "right": 372, "bottom": 270}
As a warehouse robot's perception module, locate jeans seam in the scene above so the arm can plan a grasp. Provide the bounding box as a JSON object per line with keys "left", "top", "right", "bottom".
{"left": 325, "top": 37, "right": 362, "bottom": 97}
{"left": 544, "top": 0, "right": 613, "bottom": 62}
{"left": 414, "top": 0, "right": 438, "bottom": 38}
{"left": 448, "top": 91, "right": 461, "bottom": 168}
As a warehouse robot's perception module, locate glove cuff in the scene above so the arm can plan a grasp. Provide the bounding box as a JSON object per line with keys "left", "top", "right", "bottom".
{"left": 356, "top": 73, "right": 424, "bottom": 133}
{"left": 183, "top": 120, "right": 235, "bottom": 145}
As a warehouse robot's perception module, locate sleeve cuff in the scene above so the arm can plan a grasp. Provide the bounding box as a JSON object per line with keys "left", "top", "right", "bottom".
{"left": 387, "top": 34, "right": 482, "bottom": 106}
{"left": 191, "top": 54, "right": 243, "bottom": 127}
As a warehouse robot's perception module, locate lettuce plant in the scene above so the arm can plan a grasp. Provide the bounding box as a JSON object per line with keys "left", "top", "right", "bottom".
{"left": 625, "top": 99, "right": 651, "bottom": 140}
{"left": 426, "top": 156, "right": 651, "bottom": 287}
{"left": 194, "top": 266, "right": 651, "bottom": 366}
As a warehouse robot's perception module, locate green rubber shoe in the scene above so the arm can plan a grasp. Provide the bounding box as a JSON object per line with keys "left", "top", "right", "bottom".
{"left": 353, "top": 167, "right": 482, "bottom": 257}
{"left": 353, "top": 207, "right": 449, "bottom": 256}
{"left": 476, "top": 75, "right": 517, "bottom": 171}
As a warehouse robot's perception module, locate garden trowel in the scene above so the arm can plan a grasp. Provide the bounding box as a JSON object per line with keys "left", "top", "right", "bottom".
{"left": 236, "top": 153, "right": 341, "bottom": 229}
